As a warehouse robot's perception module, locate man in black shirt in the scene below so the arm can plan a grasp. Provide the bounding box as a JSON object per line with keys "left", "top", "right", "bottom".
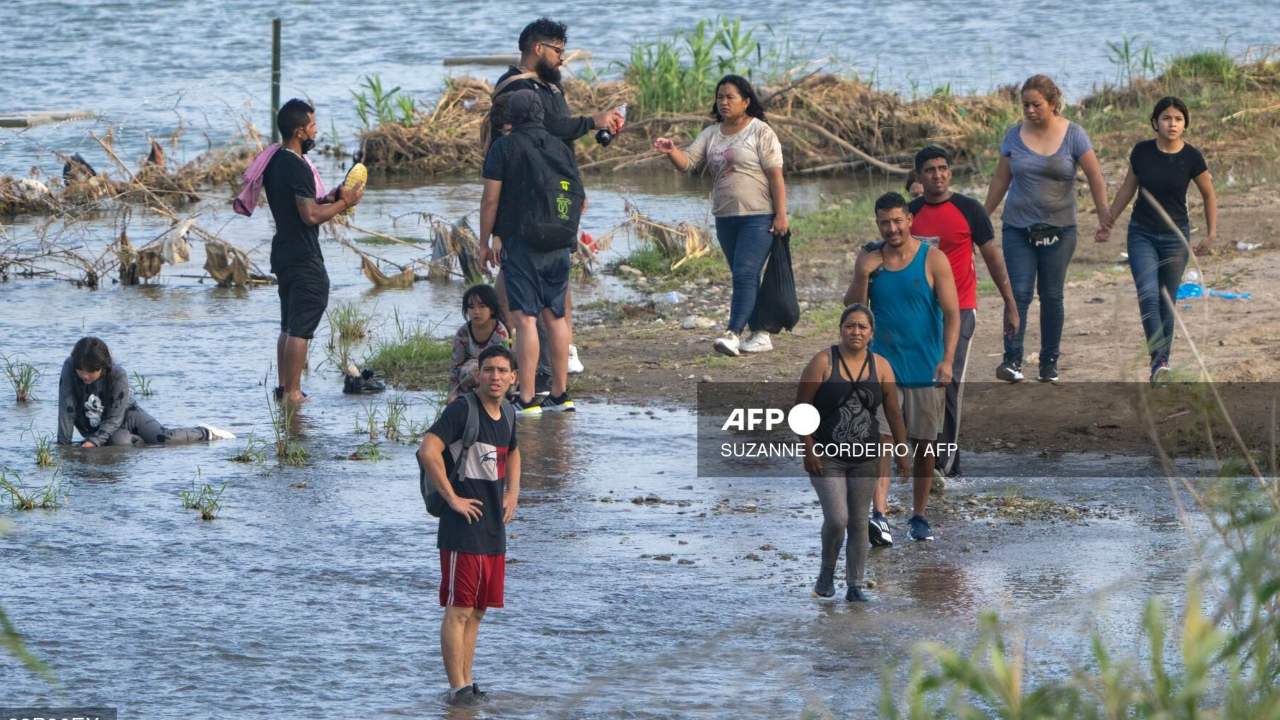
{"left": 265, "top": 99, "right": 364, "bottom": 404}
{"left": 493, "top": 17, "right": 622, "bottom": 150}
{"left": 491, "top": 18, "right": 622, "bottom": 388}
{"left": 418, "top": 345, "right": 521, "bottom": 706}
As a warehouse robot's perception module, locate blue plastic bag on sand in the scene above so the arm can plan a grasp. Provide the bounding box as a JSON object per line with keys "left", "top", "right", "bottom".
{"left": 1209, "top": 289, "right": 1251, "bottom": 300}
{"left": 1176, "top": 282, "right": 1203, "bottom": 300}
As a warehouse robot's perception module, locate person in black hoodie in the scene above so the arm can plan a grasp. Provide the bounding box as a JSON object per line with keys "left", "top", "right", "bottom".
{"left": 56, "top": 337, "right": 235, "bottom": 448}
{"left": 479, "top": 90, "right": 582, "bottom": 416}
{"left": 490, "top": 18, "right": 620, "bottom": 388}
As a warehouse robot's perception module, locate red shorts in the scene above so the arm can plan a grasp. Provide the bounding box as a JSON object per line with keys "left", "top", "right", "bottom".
{"left": 439, "top": 550, "right": 505, "bottom": 608}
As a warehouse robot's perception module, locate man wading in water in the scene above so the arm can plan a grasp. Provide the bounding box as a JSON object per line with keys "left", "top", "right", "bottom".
{"left": 265, "top": 99, "right": 364, "bottom": 404}
{"left": 418, "top": 346, "right": 521, "bottom": 707}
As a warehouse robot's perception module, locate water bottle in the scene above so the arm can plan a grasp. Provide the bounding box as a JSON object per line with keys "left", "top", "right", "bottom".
{"left": 595, "top": 104, "right": 627, "bottom": 146}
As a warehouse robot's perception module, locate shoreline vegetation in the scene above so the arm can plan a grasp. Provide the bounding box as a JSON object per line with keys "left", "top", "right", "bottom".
{"left": 0, "top": 26, "right": 1275, "bottom": 217}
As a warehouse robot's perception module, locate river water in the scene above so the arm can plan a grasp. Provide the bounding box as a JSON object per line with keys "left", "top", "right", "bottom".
{"left": 0, "top": 207, "right": 1215, "bottom": 715}
{"left": 2, "top": 0, "right": 1278, "bottom": 176}
{"left": 0, "top": 1, "right": 1237, "bottom": 716}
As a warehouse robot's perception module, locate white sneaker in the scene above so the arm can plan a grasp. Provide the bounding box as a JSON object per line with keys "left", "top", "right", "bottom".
{"left": 567, "top": 344, "right": 584, "bottom": 374}
{"left": 739, "top": 331, "right": 773, "bottom": 353}
{"left": 713, "top": 331, "right": 741, "bottom": 357}
{"left": 199, "top": 424, "right": 236, "bottom": 441}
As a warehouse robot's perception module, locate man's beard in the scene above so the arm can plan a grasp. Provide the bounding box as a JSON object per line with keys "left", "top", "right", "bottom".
{"left": 534, "top": 57, "right": 561, "bottom": 85}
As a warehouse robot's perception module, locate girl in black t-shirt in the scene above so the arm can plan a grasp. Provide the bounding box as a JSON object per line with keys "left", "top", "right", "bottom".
{"left": 1097, "top": 96, "right": 1218, "bottom": 382}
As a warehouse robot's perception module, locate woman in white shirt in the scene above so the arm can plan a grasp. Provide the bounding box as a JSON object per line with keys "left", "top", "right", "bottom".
{"left": 654, "top": 75, "right": 789, "bottom": 357}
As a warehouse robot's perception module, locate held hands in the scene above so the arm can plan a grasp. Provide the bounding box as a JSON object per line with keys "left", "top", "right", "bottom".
{"left": 449, "top": 495, "right": 484, "bottom": 524}
{"left": 652, "top": 137, "right": 676, "bottom": 154}
{"left": 1093, "top": 225, "right": 1112, "bottom": 243}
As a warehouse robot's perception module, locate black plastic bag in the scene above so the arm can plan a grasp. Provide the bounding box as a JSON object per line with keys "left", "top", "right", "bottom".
{"left": 748, "top": 231, "right": 800, "bottom": 333}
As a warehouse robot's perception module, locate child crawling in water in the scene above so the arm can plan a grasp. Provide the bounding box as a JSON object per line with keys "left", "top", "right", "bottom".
{"left": 56, "top": 336, "right": 236, "bottom": 447}
{"left": 447, "top": 284, "right": 511, "bottom": 403}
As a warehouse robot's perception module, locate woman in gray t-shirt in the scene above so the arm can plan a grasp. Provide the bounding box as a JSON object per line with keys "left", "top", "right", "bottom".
{"left": 984, "top": 74, "right": 1110, "bottom": 384}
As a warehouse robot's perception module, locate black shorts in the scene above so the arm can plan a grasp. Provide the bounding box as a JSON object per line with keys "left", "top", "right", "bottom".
{"left": 277, "top": 264, "right": 330, "bottom": 340}
{"left": 501, "top": 240, "right": 570, "bottom": 318}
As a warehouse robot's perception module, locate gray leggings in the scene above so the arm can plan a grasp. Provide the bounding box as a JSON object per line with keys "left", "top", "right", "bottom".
{"left": 105, "top": 407, "right": 207, "bottom": 447}
{"left": 810, "top": 460, "right": 878, "bottom": 585}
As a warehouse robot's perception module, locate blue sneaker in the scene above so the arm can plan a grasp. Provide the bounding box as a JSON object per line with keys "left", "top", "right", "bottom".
{"left": 908, "top": 515, "right": 934, "bottom": 542}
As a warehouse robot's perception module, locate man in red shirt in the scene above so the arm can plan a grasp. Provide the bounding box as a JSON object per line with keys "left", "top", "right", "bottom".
{"left": 907, "top": 146, "right": 1018, "bottom": 478}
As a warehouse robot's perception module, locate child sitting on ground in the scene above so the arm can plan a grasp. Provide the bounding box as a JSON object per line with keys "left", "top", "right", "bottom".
{"left": 448, "top": 284, "right": 512, "bottom": 403}
{"left": 56, "top": 336, "right": 236, "bottom": 447}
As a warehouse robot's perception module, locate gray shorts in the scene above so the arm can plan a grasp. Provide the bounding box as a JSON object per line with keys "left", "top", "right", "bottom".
{"left": 875, "top": 385, "right": 945, "bottom": 441}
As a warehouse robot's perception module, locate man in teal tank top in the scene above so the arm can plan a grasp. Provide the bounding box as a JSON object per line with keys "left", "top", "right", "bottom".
{"left": 844, "top": 192, "right": 959, "bottom": 542}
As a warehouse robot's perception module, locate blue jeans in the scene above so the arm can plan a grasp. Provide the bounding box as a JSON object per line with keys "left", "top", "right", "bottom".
{"left": 1127, "top": 221, "right": 1189, "bottom": 366}
{"left": 1001, "top": 224, "right": 1077, "bottom": 366}
{"left": 715, "top": 214, "right": 774, "bottom": 333}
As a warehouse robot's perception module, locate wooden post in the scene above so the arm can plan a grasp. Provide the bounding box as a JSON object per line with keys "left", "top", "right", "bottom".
{"left": 271, "top": 18, "right": 282, "bottom": 143}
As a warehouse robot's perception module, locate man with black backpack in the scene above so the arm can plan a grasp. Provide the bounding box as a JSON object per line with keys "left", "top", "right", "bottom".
{"left": 417, "top": 345, "right": 520, "bottom": 707}
{"left": 480, "top": 89, "right": 584, "bottom": 415}
{"left": 490, "top": 17, "right": 622, "bottom": 390}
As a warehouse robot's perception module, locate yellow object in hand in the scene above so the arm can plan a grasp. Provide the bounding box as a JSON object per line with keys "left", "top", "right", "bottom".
{"left": 340, "top": 162, "right": 367, "bottom": 215}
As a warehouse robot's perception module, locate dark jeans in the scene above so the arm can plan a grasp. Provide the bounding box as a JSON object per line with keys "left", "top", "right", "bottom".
{"left": 714, "top": 214, "right": 774, "bottom": 334}
{"left": 935, "top": 308, "right": 976, "bottom": 475}
{"left": 1001, "top": 224, "right": 1077, "bottom": 367}
{"left": 1127, "top": 221, "right": 1190, "bottom": 366}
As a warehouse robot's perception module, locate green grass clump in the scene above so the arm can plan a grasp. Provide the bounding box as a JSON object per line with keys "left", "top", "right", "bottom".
{"left": 347, "top": 441, "right": 387, "bottom": 462}
{"left": 2, "top": 355, "right": 39, "bottom": 403}
{"left": 266, "top": 396, "right": 309, "bottom": 467}
{"left": 229, "top": 432, "right": 268, "bottom": 464}
{"left": 130, "top": 371, "right": 154, "bottom": 397}
{"left": 364, "top": 313, "right": 452, "bottom": 390}
{"left": 1166, "top": 51, "right": 1241, "bottom": 85}
{"left": 0, "top": 468, "right": 65, "bottom": 511}
{"left": 617, "top": 244, "right": 727, "bottom": 288}
{"left": 32, "top": 434, "right": 54, "bottom": 469}
{"left": 624, "top": 17, "right": 760, "bottom": 116}
{"left": 352, "top": 74, "right": 416, "bottom": 128}
{"left": 180, "top": 471, "right": 225, "bottom": 521}
{"left": 327, "top": 300, "right": 374, "bottom": 370}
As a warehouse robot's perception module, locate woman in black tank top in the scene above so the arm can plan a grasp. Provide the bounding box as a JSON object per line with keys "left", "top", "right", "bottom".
{"left": 795, "top": 304, "right": 910, "bottom": 602}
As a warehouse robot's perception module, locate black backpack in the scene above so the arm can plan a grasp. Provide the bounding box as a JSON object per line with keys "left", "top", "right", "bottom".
{"left": 506, "top": 129, "right": 584, "bottom": 252}
{"left": 418, "top": 392, "right": 516, "bottom": 517}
